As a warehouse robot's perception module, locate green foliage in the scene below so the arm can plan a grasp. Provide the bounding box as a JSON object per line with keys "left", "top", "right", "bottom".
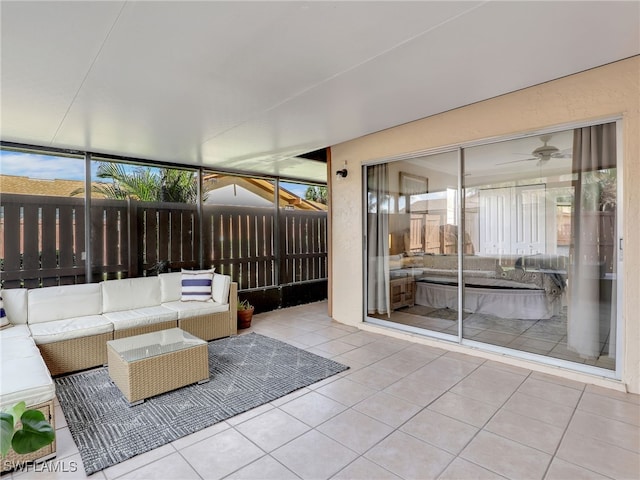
{"left": 72, "top": 162, "right": 199, "bottom": 203}
{"left": 0, "top": 402, "right": 55, "bottom": 457}
{"left": 304, "top": 186, "right": 327, "bottom": 205}
{"left": 237, "top": 298, "right": 254, "bottom": 311}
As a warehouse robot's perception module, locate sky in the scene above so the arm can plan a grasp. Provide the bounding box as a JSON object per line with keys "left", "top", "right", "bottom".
{"left": 0, "top": 150, "right": 86, "bottom": 180}
{"left": 0, "top": 150, "right": 311, "bottom": 197}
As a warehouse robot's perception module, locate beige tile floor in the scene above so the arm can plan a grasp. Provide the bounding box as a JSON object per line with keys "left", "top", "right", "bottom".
{"left": 8, "top": 301, "right": 639, "bottom": 480}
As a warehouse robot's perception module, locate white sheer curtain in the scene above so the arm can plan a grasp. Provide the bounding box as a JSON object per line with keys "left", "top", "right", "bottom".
{"left": 567, "top": 123, "right": 617, "bottom": 359}
{"left": 367, "top": 164, "right": 390, "bottom": 316}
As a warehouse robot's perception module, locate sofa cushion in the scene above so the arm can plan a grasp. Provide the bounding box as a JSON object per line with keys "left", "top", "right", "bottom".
{"left": 0, "top": 324, "right": 31, "bottom": 339}
{"left": 181, "top": 269, "right": 214, "bottom": 301}
{"left": 28, "top": 283, "right": 102, "bottom": 325}
{"left": 102, "top": 277, "right": 161, "bottom": 313}
{"left": 0, "top": 355, "right": 55, "bottom": 410}
{"left": 388, "top": 254, "right": 403, "bottom": 271}
{"left": 422, "top": 255, "right": 501, "bottom": 273}
{"left": 211, "top": 273, "right": 231, "bottom": 305}
{"left": 102, "top": 305, "right": 178, "bottom": 331}
{"left": 159, "top": 272, "right": 182, "bottom": 303}
{"left": 162, "top": 300, "right": 229, "bottom": 319}
{"left": 28, "top": 315, "right": 113, "bottom": 345}
{"left": 1, "top": 335, "right": 41, "bottom": 360}
{"left": 0, "top": 288, "right": 28, "bottom": 324}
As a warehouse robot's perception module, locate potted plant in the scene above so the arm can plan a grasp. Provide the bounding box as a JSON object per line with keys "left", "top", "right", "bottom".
{"left": 1, "top": 401, "right": 55, "bottom": 458}
{"left": 237, "top": 298, "right": 254, "bottom": 329}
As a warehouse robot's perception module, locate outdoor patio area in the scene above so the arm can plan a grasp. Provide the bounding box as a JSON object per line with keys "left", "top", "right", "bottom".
{"left": 8, "top": 301, "right": 640, "bottom": 480}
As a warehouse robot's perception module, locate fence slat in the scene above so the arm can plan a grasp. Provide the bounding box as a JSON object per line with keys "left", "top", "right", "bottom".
{"left": 41, "top": 204, "right": 58, "bottom": 286}
{"left": 144, "top": 208, "right": 158, "bottom": 271}
{"left": 1, "top": 202, "right": 21, "bottom": 288}
{"left": 181, "top": 211, "right": 192, "bottom": 264}
{"left": 210, "top": 209, "right": 220, "bottom": 267}
{"left": 58, "top": 205, "right": 75, "bottom": 270}
{"left": 157, "top": 210, "right": 169, "bottom": 266}
{"left": 105, "top": 207, "right": 120, "bottom": 279}
{"left": 125, "top": 200, "right": 136, "bottom": 279}
{"left": 22, "top": 204, "right": 40, "bottom": 288}
{"left": 170, "top": 210, "right": 181, "bottom": 264}
{"left": 75, "top": 203, "right": 86, "bottom": 284}
{"left": 247, "top": 214, "right": 256, "bottom": 288}
{"left": 202, "top": 210, "right": 213, "bottom": 267}
{"left": 2, "top": 204, "right": 21, "bottom": 272}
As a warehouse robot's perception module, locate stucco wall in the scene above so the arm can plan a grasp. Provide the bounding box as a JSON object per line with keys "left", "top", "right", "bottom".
{"left": 330, "top": 56, "right": 640, "bottom": 393}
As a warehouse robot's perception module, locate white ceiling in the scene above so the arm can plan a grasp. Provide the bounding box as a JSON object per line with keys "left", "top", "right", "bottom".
{"left": 1, "top": 1, "right": 638, "bottom": 183}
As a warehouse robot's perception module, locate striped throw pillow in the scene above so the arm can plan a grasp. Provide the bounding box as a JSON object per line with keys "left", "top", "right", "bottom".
{"left": 0, "top": 296, "right": 8, "bottom": 328}
{"left": 181, "top": 269, "right": 215, "bottom": 302}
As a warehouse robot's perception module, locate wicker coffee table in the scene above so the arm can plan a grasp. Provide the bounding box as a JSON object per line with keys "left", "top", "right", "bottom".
{"left": 107, "top": 328, "right": 209, "bottom": 405}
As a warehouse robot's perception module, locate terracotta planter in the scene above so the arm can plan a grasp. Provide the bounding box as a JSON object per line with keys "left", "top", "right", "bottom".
{"left": 237, "top": 307, "right": 254, "bottom": 329}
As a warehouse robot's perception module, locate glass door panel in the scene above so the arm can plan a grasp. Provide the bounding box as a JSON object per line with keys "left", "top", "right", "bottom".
{"left": 462, "top": 125, "right": 617, "bottom": 370}
{"left": 366, "top": 151, "right": 461, "bottom": 337}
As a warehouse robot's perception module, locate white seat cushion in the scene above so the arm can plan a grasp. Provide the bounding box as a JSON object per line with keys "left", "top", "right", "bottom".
{"left": 29, "top": 315, "right": 113, "bottom": 345}
{"left": 28, "top": 283, "right": 102, "bottom": 324}
{"left": 162, "top": 300, "right": 229, "bottom": 319}
{"left": 0, "top": 324, "right": 32, "bottom": 339}
{"left": 1, "top": 336, "right": 40, "bottom": 360}
{"left": 102, "top": 305, "right": 177, "bottom": 331}
{"left": 0, "top": 355, "right": 55, "bottom": 409}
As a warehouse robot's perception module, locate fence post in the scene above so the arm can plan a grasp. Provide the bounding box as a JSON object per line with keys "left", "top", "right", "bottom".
{"left": 84, "top": 153, "right": 92, "bottom": 283}
{"left": 197, "top": 170, "right": 204, "bottom": 269}
{"left": 128, "top": 198, "right": 139, "bottom": 278}
{"left": 274, "top": 179, "right": 282, "bottom": 286}
{"left": 278, "top": 210, "right": 289, "bottom": 285}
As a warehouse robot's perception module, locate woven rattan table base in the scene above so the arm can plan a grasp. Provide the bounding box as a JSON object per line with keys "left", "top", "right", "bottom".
{"left": 107, "top": 332, "right": 209, "bottom": 405}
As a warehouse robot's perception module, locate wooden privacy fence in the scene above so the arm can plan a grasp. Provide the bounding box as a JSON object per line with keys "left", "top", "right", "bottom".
{"left": 0, "top": 193, "right": 328, "bottom": 290}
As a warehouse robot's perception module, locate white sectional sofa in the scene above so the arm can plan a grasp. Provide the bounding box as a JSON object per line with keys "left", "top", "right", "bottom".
{"left": 2, "top": 272, "right": 237, "bottom": 375}
{"left": 0, "top": 272, "right": 237, "bottom": 470}
{"left": 1, "top": 272, "right": 237, "bottom": 376}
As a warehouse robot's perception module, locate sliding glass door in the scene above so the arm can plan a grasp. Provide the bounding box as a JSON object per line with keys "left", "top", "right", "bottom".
{"left": 364, "top": 121, "right": 620, "bottom": 373}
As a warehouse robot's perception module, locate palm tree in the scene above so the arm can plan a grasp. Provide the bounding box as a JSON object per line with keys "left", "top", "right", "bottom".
{"left": 72, "top": 162, "right": 199, "bottom": 203}
{"left": 304, "top": 186, "right": 327, "bottom": 204}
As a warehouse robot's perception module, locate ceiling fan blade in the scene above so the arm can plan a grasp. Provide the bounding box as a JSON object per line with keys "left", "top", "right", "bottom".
{"left": 495, "top": 158, "right": 537, "bottom": 165}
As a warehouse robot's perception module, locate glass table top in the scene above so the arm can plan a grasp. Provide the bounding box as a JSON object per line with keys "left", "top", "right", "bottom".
{"left": 107, "top": 328, "right": 206, "bottom": 363}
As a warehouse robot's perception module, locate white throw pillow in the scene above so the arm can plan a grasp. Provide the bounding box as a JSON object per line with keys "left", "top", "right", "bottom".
{"left": 211, "top": 274, "right": 231, "bottom": 305}
{"left": 181, "top": 269, "right": 215, "bottom": 302}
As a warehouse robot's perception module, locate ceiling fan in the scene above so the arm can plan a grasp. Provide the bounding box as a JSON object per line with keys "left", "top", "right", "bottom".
{"left": 497, "top": 135, "right": 571, "bottom": 166}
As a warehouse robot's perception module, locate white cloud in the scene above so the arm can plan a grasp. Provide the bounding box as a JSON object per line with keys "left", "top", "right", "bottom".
{"left": 0, "top": 151, "right": 85, "bottom": 180}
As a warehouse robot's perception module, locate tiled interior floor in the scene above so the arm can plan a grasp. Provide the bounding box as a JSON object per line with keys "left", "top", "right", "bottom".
{"left": 376, "top": 305, "right": 616, "bottom": 370}
{"left": 8, "top": 301, "right": 639, "bottom": 480}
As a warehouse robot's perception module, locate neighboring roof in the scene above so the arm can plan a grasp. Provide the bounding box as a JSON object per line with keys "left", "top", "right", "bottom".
{"left": 0, "top": 174, "right": 102, "bottom": 198}
{"left": 203, "top": 175, "right": 327, "bottom": 211}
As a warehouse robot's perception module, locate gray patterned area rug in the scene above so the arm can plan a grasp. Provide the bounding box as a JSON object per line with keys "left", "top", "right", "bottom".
{"left": 55, "top": 333, "right": 349, "bottom": 475}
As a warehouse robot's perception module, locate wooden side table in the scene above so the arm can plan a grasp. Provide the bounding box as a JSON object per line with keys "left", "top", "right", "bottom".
{"left": 389, "top": 276, "right": 415, "bottom": 310}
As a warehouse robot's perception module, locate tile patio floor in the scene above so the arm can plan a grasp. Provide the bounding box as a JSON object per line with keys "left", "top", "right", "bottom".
{"left": 8, "top": 301, "right": 639, "bottom": 480}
